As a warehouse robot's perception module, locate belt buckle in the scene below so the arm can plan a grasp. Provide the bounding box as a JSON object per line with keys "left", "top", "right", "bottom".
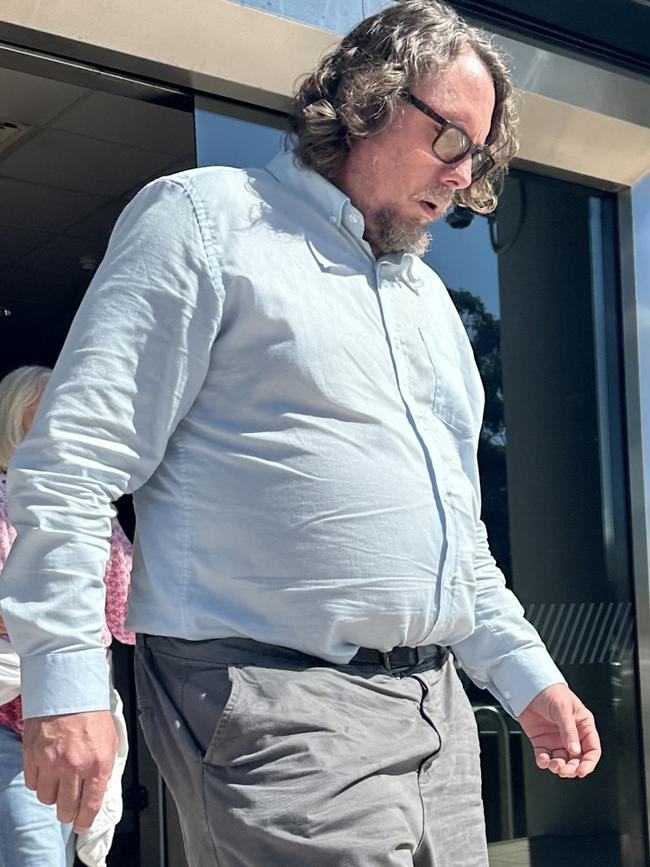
{"left": 381, "top": 648, "right": 413, "bottom": 674}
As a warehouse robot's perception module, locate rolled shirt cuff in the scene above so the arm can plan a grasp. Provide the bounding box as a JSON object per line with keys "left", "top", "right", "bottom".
{"left": 19, "top": 648, "right": 111, "bottom": 719}
{"left": 487, "top": 645, "right": 567, "bottom": 717}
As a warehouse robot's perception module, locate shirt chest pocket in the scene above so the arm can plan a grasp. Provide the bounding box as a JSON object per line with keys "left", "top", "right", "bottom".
{"left": 404, "top": 327, "right": 482, "bottom": 440}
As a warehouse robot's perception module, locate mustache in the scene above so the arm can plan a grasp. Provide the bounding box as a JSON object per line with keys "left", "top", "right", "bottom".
{"left": 418, "top": 188, "right": 454, "bottom": 207}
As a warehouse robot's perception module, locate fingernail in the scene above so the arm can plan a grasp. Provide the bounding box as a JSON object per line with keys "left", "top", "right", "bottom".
{"left": 569, "top": 741, "right": 580, "bottom": 754}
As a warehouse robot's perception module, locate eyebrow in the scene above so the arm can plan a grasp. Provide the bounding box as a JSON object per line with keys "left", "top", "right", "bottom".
{"left": 409, "top": 94, "right": 490, "bottom": 147}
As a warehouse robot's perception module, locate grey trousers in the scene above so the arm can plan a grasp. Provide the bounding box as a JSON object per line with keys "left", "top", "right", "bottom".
{"left": 135, "top": 635, "right": 488, "bottom": 867}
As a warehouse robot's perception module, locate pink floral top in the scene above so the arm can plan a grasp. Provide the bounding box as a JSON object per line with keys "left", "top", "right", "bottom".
{"left": 0, "top": 473, "right": 134, "bottom": 736}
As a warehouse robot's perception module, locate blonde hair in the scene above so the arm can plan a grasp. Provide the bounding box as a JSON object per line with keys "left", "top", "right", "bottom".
{"left": 290, "top": 0, "right": 518, "bottom": 214}
{"left": 0, "top": 365, "right": 51, "bottom": 471}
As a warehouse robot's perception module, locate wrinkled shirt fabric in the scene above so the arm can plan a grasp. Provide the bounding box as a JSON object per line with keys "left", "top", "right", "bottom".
{"left": 0, "top": 474, "right": 134, "bottom": 730}
{"left": 1, "top": 149, "right": 564, "bottom": 719}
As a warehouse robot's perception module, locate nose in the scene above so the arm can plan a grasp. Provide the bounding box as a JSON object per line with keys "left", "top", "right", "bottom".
{"left": 439, "top": 155, "right": 473, "bottom": 190}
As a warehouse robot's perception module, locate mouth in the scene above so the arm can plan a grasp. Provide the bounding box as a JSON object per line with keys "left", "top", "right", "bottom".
{"left": 418, "top": 200, "right": 439, "bottom": 220}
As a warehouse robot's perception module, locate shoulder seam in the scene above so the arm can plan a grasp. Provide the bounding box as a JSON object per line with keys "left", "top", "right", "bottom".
{"left": 165, "top": 176, "right": 225, "bottom": 307}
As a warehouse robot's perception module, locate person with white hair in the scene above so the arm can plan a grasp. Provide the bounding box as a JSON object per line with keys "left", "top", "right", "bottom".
{"left": 0, "top": 366, "right": 134, "bottom": 867}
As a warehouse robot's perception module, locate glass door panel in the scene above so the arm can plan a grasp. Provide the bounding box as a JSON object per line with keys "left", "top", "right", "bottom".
{"left": 426, "top": 172, "right": 645, "bottom": 866}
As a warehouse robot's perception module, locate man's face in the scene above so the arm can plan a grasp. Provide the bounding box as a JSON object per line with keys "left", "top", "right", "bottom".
{"left": 335, "top": 49, "right": 496, "bottom": 257}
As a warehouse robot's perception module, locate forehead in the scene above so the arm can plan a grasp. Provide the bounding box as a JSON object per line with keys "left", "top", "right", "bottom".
{"left": 413, "top": 50, "right": 496, "bottom": 139}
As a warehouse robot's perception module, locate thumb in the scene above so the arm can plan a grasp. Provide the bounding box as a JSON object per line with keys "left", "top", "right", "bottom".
{"left": 556, "top": 706, "right": 581, "bottom": 756}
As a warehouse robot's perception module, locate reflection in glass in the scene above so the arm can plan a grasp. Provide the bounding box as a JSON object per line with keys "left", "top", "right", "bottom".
{"left": 195, "top": 104, "right": 285, "bottom": 169}
{"left": 427, "top": 215, "right": 511, "bottom": 584}
{"left": 426, "top": 215, "right": 522, "bottom": 850}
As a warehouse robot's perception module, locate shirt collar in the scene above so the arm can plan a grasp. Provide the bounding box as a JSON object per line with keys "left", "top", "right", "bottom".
{"left": 266, "top": 148, "right": 350, "bottom": 232}
{"left": 265, "top": 148, "right": 422, "bottom": 292}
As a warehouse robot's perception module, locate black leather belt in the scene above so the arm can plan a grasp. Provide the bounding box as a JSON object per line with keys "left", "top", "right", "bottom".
{"left": 350, "top": 644, "right": 449, "bottom": 673}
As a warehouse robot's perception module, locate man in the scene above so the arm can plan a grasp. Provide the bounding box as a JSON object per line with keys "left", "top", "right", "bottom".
{"left": 0, "top": 2, "right": 600, "bottom": 865}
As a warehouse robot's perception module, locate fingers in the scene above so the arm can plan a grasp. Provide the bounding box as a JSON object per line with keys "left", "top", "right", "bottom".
{"left": 23, "top": 749, "right": 39, "bottom": 792}
{"left": 35, "top": 773, "right": 60, "bottom": 807}
{"left": 522, "top": 686, "right": 602, "bottom": 781}
{"left": 536, "top": 752, "right": 578, "bottom": 778}
{"left": 535, "top": 753, "right": 550, "bottom": 770}
{"left": 548, "top": 750, "right": 579, "bottom": 778}
{"left": 548, "top": 755, "right": 588, "bottom": 778}
{"left": 577, "top": 715, "right": 602, "bottom": 767}
{"left": 563, "top": 758, "right": 581, "bottom": 776}
{"left": 28, "top": 755, "right": 111, "bottom": 829}
{"left": 29, "top": 756, "right": 111, "bottom": 831}
{"left": 74, "top": 775, "right": 110, "bottom": 832}
{"left": 534, "top": 733, "right": 601, "bottom": 779}
{"left": 534, "top": 747, "right": 573, "bottom": 775}
{"left": 55, "top": 774, "right": 83, "bottom": 825}
{"left": 574, "top": 739, "right": 602, "bottom": 779}
{"left": 22, "top": 711, "right": 117, "bottom": 830}
{"left": 575, "top": 756, "right": 599, "bottom": 779}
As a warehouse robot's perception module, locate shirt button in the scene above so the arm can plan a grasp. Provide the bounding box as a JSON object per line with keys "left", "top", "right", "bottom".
{"left": 503, "top": 690, "right": 512, "bottom": 701}
{"left": 329, "top": 215, "right": 337, "bottom": 224}
{"left": 348, "top": 214, "right": 358, "bottom": 224}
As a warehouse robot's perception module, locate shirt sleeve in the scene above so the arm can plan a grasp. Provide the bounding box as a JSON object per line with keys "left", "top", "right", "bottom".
{"left": 0, "top": 176, "right": 224, "bottom": 719}
{"left": 450, "top": 520, "right": 566, "bottom": 717}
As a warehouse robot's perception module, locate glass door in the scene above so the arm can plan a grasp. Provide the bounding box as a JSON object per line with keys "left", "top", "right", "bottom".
{"left": 426, "top": 171, "right": 645, "bottom": 866}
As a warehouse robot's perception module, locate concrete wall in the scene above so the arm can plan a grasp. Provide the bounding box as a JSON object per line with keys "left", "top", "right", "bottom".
{"left": 0, "top": 0, "right": 648, "bottom": 185}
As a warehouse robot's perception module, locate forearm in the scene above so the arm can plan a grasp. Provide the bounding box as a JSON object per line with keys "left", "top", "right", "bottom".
{"left": 0, "top": 177, "right": 221, "bottom": 716}
{"left": 451, "top": 521, "right": 565, "bottom": 716}
{"left": 2, "top": 468, "right": 114, "bottom": 715}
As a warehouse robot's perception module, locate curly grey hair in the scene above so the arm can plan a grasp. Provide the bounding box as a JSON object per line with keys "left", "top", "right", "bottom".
{"left": 290, "top": 0, "right": 518, "bottom": 213}
{"left": 0, "top": 365, "right": 51, "bottom": 472}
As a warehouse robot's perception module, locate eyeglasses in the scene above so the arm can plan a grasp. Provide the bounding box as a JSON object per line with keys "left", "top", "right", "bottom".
{"left": 407, "top": 93, "right": 495, "bottom": 182}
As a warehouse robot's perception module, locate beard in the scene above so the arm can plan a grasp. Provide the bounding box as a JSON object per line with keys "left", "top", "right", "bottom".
{"left": 366, "top": 208, "right": 431, "bottom": 256}
{"left": 365, "top": 193, "right": 453, "bottom": 257}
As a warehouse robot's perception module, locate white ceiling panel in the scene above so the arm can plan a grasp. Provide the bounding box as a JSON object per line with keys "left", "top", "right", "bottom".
{"left": 64, "top": 198, "right": 128, "bottom": 242}
{"left": 0, "top": 128, "right": 180, "bottom": 196}
{"left": 14, "top": 232, "right": 109, "bottom": 277}
{"left": 0, "top": 66, "right": 87, "bottom": 126}
{"left": 0, "top": 56, "right": 196, "bottom": 378}
{"left": 0, "top": 176, "right": 109, "bottom": 232}
{"left": 52, "top": 91, "right": 194, "bottom": 156}
{"left": 0, "top": 264, "right": 84, "bottom": 302}
{"left": 0, "top": 224, "right": 55, "bottom": 265}
{"left": 156, "top": 152, "right": 196, "bottom": 175}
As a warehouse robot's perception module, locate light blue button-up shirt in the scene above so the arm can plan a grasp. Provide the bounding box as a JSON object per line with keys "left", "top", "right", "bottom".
{"left": 1, "top": 149, "right": 564, "bottom": 719}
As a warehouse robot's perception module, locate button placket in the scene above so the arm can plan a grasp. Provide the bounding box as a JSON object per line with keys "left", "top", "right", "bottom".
{"left": 378, "top": 281, "right": 457, "bottom": 618}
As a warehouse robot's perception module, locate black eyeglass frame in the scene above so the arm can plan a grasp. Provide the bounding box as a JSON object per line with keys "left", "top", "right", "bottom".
{"left": 407, "top": 93, "right": 495, "bottom": 181}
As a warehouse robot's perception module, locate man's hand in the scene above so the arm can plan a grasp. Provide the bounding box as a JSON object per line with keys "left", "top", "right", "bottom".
{"left": 23, "top": 710, "right": 117, "bottom": 831}
{"left": 0, "top": 610, "right": 7, "bottom": 636}
{"left": 517, "top": 683, "right": 601, "bottom": 779}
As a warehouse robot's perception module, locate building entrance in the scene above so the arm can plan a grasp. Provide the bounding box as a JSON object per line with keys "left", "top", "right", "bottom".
{"left": 0, "top": 52, "right": 646, "bottom": 866}
{"left": 0, "top": 45, "right": 196, "bottom": 866}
